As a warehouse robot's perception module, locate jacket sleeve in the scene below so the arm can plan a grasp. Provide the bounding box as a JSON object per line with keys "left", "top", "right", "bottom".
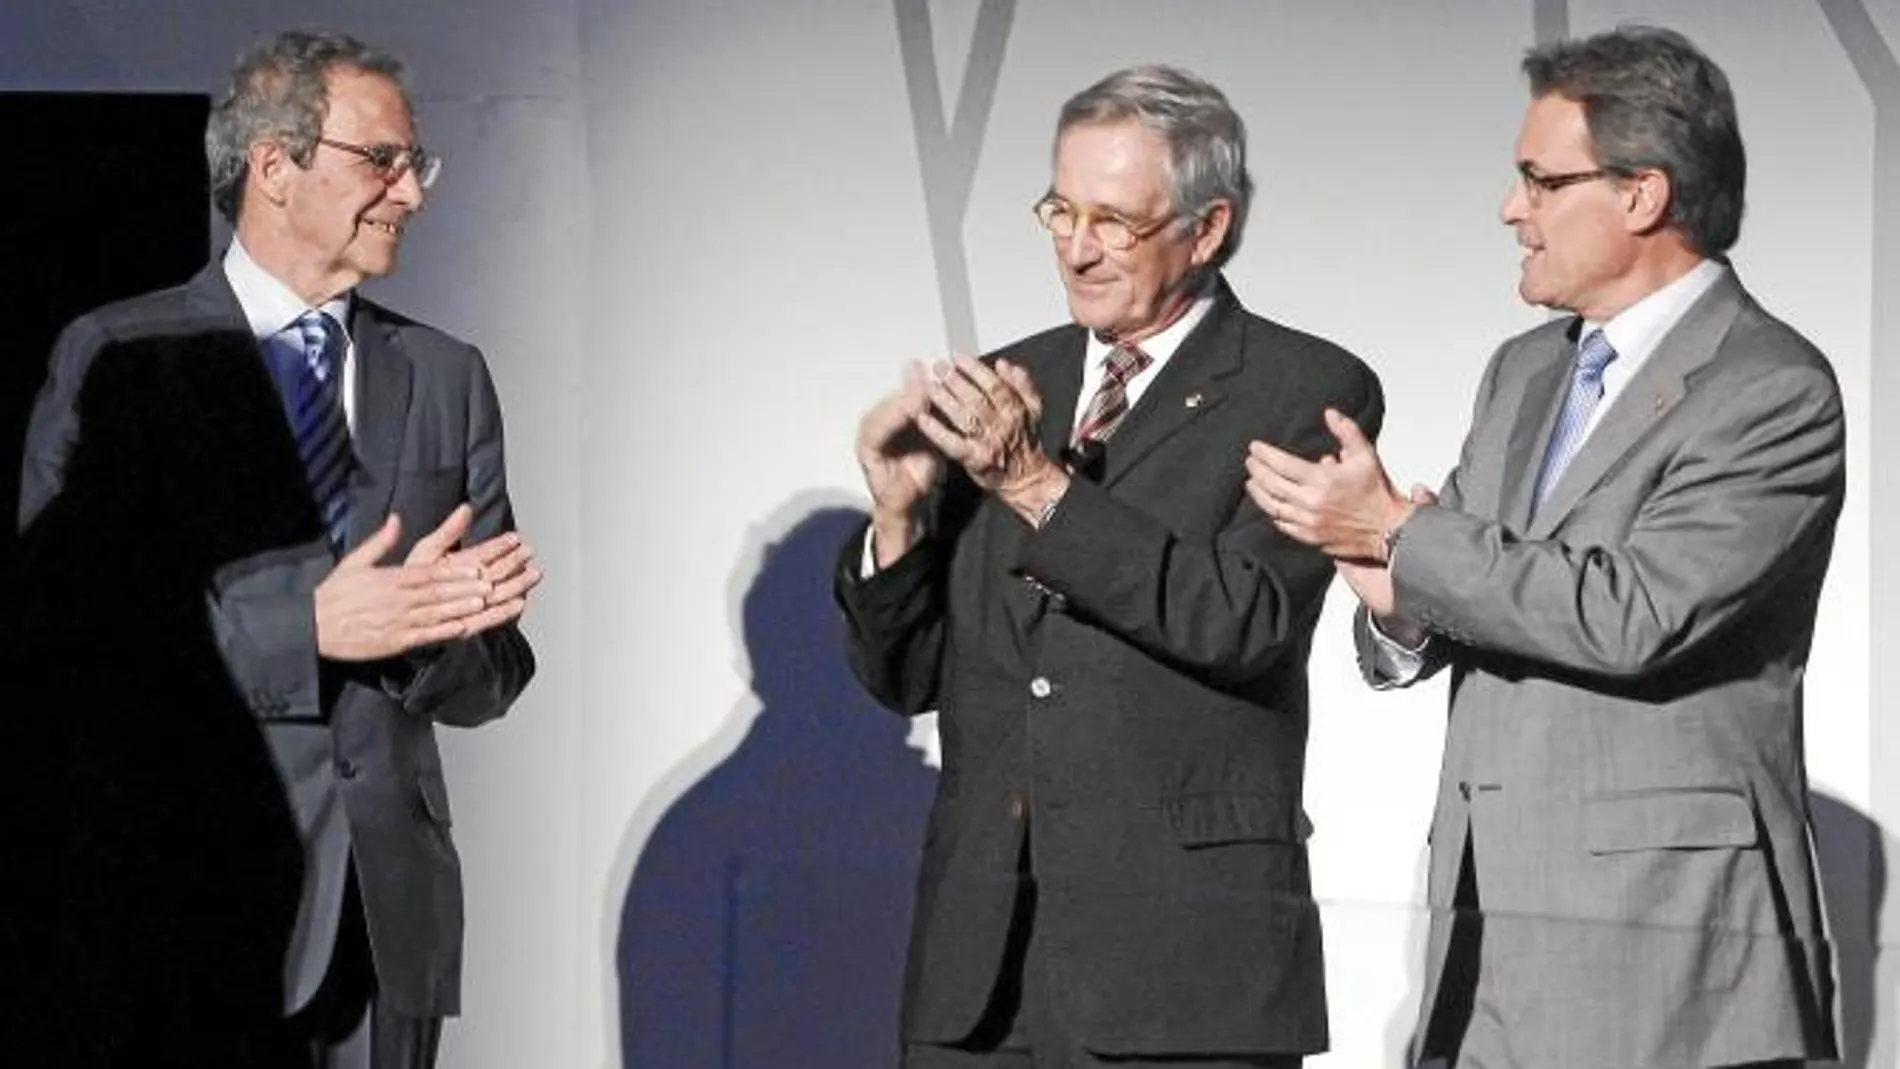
{"left": 832, "top": 476, "right": 980, "bottom": 716}
{"left": 1015, "top": 369, "right": 1384, "bottom": 687}
{"left": 22, "top": 318, "right": 337, "bottom": 722}
{"left": 1390, "top": 361, "right": 1844, "bottom": 679}
{"left": 19, "top": 315, "right": 108, "bottom": 531}
{"left": 379, "top": 346, "right": 535, "bottom": 726}
{"left": 1351, "top": 339, "right": 1513, "bottom": 691}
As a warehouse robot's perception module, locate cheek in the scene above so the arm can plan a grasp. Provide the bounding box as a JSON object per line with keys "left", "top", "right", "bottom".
{"left": 299, "top": 191, "right": 356, "bottom": 240}
{"left": 1541, "top": 215, "right": 1609, "bottom": 268}
{"left": 1107, "top": 252, "right": 1148, "bottom": 287}
{"left": 1125, "top": 252, "right": 1180, "bottom": 305}
{"left": 330, "top": 183, "right": 382, "bottom": 227}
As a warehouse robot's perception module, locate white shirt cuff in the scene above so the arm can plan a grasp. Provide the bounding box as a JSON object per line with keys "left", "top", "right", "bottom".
{"left": 1366, "top": 612, "right": 1429, "bottom": 685}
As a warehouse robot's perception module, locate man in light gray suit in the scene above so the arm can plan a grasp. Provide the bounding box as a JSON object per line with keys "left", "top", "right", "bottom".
{"left": 20, "top": 30, "right": 540, "bottom": 1069}
{"left": 1243, "top": 27, "right": 1839, "bottom": 1069}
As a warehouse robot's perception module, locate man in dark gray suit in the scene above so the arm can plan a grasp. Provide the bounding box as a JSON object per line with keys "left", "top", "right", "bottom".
{"left": 21, "top": 30, "right": 540, "bottom": 1069}
{"left": 1246, "top": 27, "right": 1839, "bottom": 1069}
{"left": 838, "top": 66, "right": 1381, "bottom": 1068}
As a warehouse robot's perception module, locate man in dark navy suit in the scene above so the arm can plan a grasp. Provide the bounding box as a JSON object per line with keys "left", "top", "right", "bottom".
{"left": 21, "top": 29, "right": 540, "bottom": 1069}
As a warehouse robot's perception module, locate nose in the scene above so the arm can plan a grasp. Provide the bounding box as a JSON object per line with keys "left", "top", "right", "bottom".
{"left": 1062, "top": 223, "right": 1102, "bottom": 269}
{"left": 388, "top": 164, "right": 426, "bottom": 210}
{"left": 1499, "top": 177, "right": 1529, "bottom": 226}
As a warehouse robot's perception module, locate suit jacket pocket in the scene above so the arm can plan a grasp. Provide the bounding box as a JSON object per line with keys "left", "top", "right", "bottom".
{"left": 1043, "top": 883, "right": 1328, "bottom": 1054}
{"left": 1164, "top": 793, "right": 1312, "bottom": 847}
{"left": 1583, "top": 786, "right": 1756, "bottom": 853}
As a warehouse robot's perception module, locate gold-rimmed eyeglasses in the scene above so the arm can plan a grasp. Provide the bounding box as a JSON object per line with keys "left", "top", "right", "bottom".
{"left": 1033, "top": 194, "right": 1181, "bottom": 251}
{"left": 318, "top": 136, "right": 442, "bottom": 190}
{"left": 1515, "top": 161, "right": 1619, "bottom": 207}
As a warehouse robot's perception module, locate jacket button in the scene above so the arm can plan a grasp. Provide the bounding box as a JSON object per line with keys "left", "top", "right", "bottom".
{"left": 1457, "top": 780, "right": 1471, "bottom": 801}
{"left": 338, "top": 760, "right": 360, "bottom": 780}
{"left": 1029, "top": 677, "right": 1053, "bottom": 699}
{"left": 1007, "top": 792, "right": 1027, "bottom": 821}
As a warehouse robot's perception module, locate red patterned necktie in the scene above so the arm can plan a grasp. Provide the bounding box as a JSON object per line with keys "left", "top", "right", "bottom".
{"left": 1070, "top": 343, "right": 1153, "bottom": 447}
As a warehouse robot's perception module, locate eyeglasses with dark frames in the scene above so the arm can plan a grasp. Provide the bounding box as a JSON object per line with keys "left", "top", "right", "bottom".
{"left": 1033, "top": 194, "right": 1182, "bottom": 252}
{"left": 1515, "top": 162, "right": 1620, "bottom": 206}
{"left": 317, "top": 136, "right": 442, "bottom": 190}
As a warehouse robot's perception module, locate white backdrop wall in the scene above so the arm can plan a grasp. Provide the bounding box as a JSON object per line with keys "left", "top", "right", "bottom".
{"left": 3, "top": 2, "right": 1894, "bottom": 1067}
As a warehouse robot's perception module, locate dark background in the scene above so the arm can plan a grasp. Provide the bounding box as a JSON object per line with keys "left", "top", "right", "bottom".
{"left": 0, "top": 91, "right": 210, "bottom": 562}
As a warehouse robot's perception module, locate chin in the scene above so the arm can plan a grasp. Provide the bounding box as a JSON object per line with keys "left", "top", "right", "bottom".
{"left": 353, "top": 254, "right": 398, "bottom": 281}
{"left": 1064, "top": 293, "right": 1122, "bottom": 333}
{"left": 1517, "top": 274, "right": 1551, "bottom": 309}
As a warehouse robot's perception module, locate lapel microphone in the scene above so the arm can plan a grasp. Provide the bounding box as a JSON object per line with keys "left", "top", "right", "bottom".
{"left": 1061, "top": 438, "right": 1107, "bottom": 483}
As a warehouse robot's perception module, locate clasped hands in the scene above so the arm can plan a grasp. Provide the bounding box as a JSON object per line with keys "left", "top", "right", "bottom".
{"left": 856, "top": 354, "right": 1064, "bottom": 565}
{"left": 1243, "top": 408, "right": 1430, "bottom": 619}
{"left": 314, "top": 504, "right": 543, "bottom": 661}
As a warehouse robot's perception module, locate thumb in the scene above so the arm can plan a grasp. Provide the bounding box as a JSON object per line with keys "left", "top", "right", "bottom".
{"left": 338, "top": 513, "right": 401, "bottom": 570}
{"left": 1410, "top": 483, "right": 1440, "bottom": 506}
{"left": 1323, "top": 407, "right": 1370, "bottom": 455}
{"left": 903, "top": 359, "right": 932, "bottom": 398}
{"left": 997, "top": 360, "right": 1043, "bottom": 420}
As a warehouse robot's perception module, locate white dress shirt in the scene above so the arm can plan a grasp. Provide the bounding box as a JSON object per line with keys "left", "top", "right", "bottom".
{"left": 1070, "top": 289, "right": 1215, "bottom": 436}
{"left": 223, "top": 239, "right": 357, "bottom": 428}
{"left": 1577, "top": 257, "right": 1724, "bottom": 440}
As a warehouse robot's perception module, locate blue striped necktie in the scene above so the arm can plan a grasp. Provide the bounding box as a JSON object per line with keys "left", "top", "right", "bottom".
{"left": 1533, "top": 328, "right": 1618, "bottom": 515}
{"left": 269, "top": 311, "right": 353, "bottom": 554}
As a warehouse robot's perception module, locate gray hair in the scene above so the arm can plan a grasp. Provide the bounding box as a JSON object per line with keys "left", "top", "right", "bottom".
{"left": 205, "top": 29, "right": 409, "bottom": 222}
{"left": 1524, "top": 26, "right": 1745, "bottom": 258}
{"left": 1056, "top": 65, "right": 1253, "bottom": 270}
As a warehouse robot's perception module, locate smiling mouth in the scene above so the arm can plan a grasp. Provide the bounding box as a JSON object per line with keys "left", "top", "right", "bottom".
{"left": 362, "top": 219, "right": 404, "bottom": 237}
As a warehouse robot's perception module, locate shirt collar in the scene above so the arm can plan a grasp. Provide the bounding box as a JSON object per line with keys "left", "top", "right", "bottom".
{"left": 1083, "top": 283, "right": 1218, "bottom": 369}
{"left": 223, "top": 238, "right": 354, "bottom": 347}
{"left": 1583, "top": 257, "right": 1726, "bottom": 363}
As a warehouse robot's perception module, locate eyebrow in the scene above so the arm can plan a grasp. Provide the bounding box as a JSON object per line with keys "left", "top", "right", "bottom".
{"left": 1046, "top": 192, "right": 1151, "bottom": 219}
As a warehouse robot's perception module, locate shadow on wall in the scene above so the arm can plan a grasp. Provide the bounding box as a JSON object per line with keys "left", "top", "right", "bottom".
{"left": 1810, "top": 790, "right": 1891, "bottom": 1068}
{"left": 2, "top": 331, "right": 310, "bottom": 1068}
{"left": 616, "top": 499, "right": 937, "bottom": 1069}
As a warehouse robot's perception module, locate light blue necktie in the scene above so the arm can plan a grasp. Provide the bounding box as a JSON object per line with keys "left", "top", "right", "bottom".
{"left": 267, "top": 311, "right": 353, "bottom": 554}
{"left": 1533, "top": 329, "right": 1618, "bottom": 514}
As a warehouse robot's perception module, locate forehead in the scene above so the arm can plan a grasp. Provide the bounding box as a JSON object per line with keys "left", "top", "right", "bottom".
{"left": 1516, "top": 93, "right": 1594, "bottom": 167}
{"left": 321, "top": 66, "right": 415, "bottom": 140}
{"left": 1052, "top": 119, "right": 1171, "bottom": 211}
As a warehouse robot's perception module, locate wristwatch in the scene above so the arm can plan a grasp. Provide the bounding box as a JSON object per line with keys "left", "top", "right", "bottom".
{"left": 1381, "top": 519, "right": 1405, "bottom": 564}
{"left": 1034, "top": 492, "right": 1063, "bottom": 530}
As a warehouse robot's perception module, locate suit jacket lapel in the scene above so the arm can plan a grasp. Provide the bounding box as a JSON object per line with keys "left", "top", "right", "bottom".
{"left": 183, "top": 260, "right": 312, "bottom": 455}
{"left": 1527, "top": 272, "right": 1744, "bottom": 537}
{"left": 184, "top": 261, "right": 253, "bottom": 331}
{"left": 1034, "top": 329, "right": 1087, "bottom": 462}
{"left": 1499, "top": 326, "right": 1576, "bottom": 533}
{"left": 1098, "top": 281, "right": 1241, "bottom": 489}
{"left": 347, "top": 301, "right": 413, "bottom": 547}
